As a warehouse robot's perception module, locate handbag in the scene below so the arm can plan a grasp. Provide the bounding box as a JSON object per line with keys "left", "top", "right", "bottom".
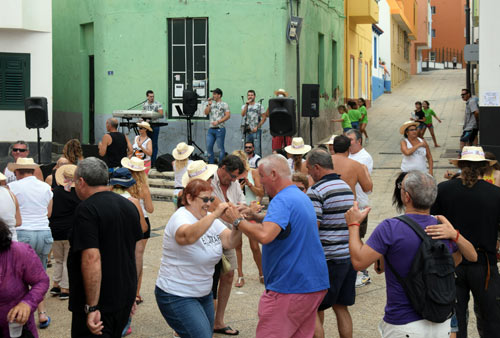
{"left": 221, "top": 254, "right": 231, "bottom": 274}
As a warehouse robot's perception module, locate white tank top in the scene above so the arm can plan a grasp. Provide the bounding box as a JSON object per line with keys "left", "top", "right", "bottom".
{"left": 401, "top": 138, "right": 428, "bottom": 172}
{"left": 0, "top": 187, "right": 18, "bottom": 241}
{"left": 174, "top": 160, "right": 192, "bottom": 195}
{"left": 133, "top": 136, "right": 152, "bottom": 161}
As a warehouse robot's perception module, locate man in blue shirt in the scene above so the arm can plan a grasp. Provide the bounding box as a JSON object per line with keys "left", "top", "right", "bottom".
{"left": 225, "top": 154, "right": 329, "bottom": 338}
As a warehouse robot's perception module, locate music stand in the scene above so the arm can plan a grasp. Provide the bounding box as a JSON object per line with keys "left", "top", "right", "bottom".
{"left": 175, "top": 105, "right": 204, "bottom": 154}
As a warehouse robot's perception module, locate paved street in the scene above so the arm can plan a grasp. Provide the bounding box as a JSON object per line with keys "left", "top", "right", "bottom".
{"left": 39, "top": 69, "right": 481, "bottom": 337}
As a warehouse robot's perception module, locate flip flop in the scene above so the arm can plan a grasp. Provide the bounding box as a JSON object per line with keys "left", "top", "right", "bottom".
{"left": 39, "top": 315, "right": 51, "bottom": 329}
{"left": 235, "top": 276, "right": 244, "bottom": 288}
{"left": 136, "top": 295, "right": 143, "bottom": 305}
{"left": 214, "top": 326, "right": 239, "bottom": 336}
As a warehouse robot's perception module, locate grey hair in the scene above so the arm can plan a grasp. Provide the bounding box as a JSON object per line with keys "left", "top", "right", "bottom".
{"left": 8, "top": 140, "right": 29, "bottom": 156}
{"left": 258, "top": 154, "right": 291, "bottom": 179}
{"left": 306, "top": 148, "right": 333, "bottom": 169}
{"left": 345, "top": 129, "right": 363, "bottom": 145}
{"left": 106, "top": 118, "right": 119, "bottom": 129}
{"left": 75, "top": 157, "right": 109, "bottom": 187}
{"left": 403, "top": 171, "right": 437, "bottom": 210}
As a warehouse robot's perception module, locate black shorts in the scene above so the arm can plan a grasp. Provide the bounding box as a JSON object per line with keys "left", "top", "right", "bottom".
{"left": 143, "top": 217, "right": 151, "bottom": 239}
{"left": 460, "top": 129, "right": 478, "bottom": 144}
{"left": 212, "top": 259, "right": 222, "bottom": 299}
{"left": 318, "top": 259, "right": 357, "bottom": 311}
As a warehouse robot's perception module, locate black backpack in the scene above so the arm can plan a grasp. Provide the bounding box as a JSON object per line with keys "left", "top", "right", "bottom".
{"left": 385, "top": 215, "right": 456, "bottom": 323}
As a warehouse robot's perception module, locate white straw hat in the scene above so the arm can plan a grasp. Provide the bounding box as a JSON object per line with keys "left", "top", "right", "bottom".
{"left": 449, "top": 146, "right": 497, "bottom": 166}
{"left": 7, "top": 158, "right": 39, "bottom": 171}
{"left": 55, "top": 164, "right": 77, "bottom": 188}
{"left": 399, "top": 121, "right": 420, "bottom": 135}
{"left": 182, "top": 160, "right": 218, "bottom": 187}
{"left": 274, "top": 88, "right": 289, "bottom": 97}
{"left": 136, "top": 121, "right": 152, "bottom": 132}
{"left": 284, "top": 137, "right": 312, "bottom": 155}
{"left": 121, "top": 157, "right": 147, "bottom": 171}
{"left": 172, "top": 142, "right": 195, "bottom": 160}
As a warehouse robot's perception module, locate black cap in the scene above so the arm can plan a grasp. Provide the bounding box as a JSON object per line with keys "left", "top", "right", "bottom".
{"left": 210, "top": 88, "right": 223, "bottom": 96}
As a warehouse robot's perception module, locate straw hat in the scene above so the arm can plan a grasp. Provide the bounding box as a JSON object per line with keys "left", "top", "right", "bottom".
{"left": 274, "top": 88, "right": 289, "bottom": 97}
{"left": 399, "top": 121, "right": 420, "bottom": 135}
{"left": 137, "top": 121, "right": 152, "bottom": 132}
{"left": 325, "top": 134, "right": 338, "bottom": 145}
{"left": 285, "top": 137, "right": 312, "bottom": 155}
{"left": 7, "top": 158, "right": 39, "bottom": 171}
{"left": 182, "top": 160, "right": 218, "bottom": 187}
{"left": 55, "top": 164, "right": 77, "bottom": 188}
{"left": 0, "top": 172, "right": 6, "bottom": 181}
{"left": 121, "top": 157, "right": 146, "bottom": 171}
{"left": 449, "top": 146, "right": 497, "bottom": 166}
{"left": 110, "top": 167, "right": 136, "bottom": 187}
{"left": 172, "top": 142, "right": 195, "bottom": 160}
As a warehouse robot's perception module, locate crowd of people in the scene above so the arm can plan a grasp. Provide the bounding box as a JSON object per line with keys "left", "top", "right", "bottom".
{"left": 0, "top": 86, "right": 498, "bottom": 338}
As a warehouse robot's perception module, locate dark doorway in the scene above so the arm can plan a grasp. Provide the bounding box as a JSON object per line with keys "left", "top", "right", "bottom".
{"left": 89, "top": 55, "right": 95, "bottom": 144}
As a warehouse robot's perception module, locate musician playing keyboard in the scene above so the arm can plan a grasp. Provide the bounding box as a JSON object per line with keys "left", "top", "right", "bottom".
{"left": 142, "top": 90, "right": 164, "bottom": 167}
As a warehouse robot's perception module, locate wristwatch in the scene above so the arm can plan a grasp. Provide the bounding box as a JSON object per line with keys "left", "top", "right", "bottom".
{"left": 84, "top": 304, "right": 99, "bottom": 314}
{"left": 233, "top": 217, "right": 244, "bottom": 230}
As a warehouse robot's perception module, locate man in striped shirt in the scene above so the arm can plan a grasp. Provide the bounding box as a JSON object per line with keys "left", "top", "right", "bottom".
{"left": 306, "top": 148, "right": 356, "bottom": 338}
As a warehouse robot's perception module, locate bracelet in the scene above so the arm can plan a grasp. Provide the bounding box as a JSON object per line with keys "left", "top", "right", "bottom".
{"left": 348, "top": 223, "right": 360, "bottom": 227}
{"left": 452, "top": 230, "right": 460, "bottom": 243}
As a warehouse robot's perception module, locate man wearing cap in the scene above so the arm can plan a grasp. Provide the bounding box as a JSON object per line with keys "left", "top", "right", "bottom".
{"left": 68, "top": 157, "right": 143, "bottom": 337}
{"left": 142, "top": 90, "right": 164, "bottom": 166}
{"left": 305, "top": 148, "right": 356, "bottom": 338}
{"left": 345, "top": 129, "right": 374, "bottom": 287}
{"left": 204, "top": 88, "right": 231, "bottom": 164}
{"left": 4, "top": 140, "right": 43, "bottom": 183}
{"left": 431, "top": 146, "right": 500, "bottom": 338}
{"left": 241, "top": 90, "right": 266, "bottom": 156}
{"left": 265, "top": 89, "right": 292, "bottom": 152}
{"left": 8, "top": 157, "right": 54, "bottom": 327}
{"left": 98, "top": 118, "right": 133, "bottom": 170}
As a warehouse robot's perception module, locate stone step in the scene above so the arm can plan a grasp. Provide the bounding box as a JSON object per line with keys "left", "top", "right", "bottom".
{"left": 148, "top": 169, "right": 174, "bottom": 180}
{"left": 148, "top": 178, "right": 176, "bottom": 189}
{"left": 150, "top": 187, "right": 175, "bottom": 202}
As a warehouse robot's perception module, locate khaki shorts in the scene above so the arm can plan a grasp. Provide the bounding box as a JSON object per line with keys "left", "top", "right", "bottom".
{"left": 223, "top": 248, "right": 238, "bottom": 271}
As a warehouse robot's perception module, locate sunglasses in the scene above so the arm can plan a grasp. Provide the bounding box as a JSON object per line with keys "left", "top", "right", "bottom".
{"left": 407, "top": 128, "right": 417, "bottom": 132}
{"left": 226, "top": 169, "right": 238, "bottom": 179}
{"left": 244, "top": 146, "right": 253, "bottom": 149}
{"left": 461, "top": 93, "right": 468, "bottom": 97}
{"left": 12, "top": 148, "right": 27, "bottom": 152}
{"left": 138, "top": 127, "right": 145, "bottom": 130}
{"left": 197, "top": 196, "right": 215, "bottom": 203}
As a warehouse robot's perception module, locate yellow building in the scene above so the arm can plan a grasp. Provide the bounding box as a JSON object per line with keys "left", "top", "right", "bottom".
{"left": 387, "top": 0, "right": 417, "bottom": 88}
{"left": 344, "top": 0, "right": 379, "bottom": 105}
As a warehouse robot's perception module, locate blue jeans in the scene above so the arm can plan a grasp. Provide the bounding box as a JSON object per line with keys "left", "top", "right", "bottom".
{"left": 206, "top": 127, "right": 226, "bottom": 164}
{"left": 17, "top": 230, "right": 53, "bottom": 270}
{"left": 155, "top": 286, "right": 214, "bottom": 338}
{"left": 246, "top": 129, "right": 262, "bottom": 156}
{"left": 148, "top": 126, "right": 160, "bottom": 166}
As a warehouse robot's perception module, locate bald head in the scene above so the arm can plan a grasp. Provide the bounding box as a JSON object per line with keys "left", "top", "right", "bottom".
{"left": 106, "top": 118, "right": 119, "bottom": 131}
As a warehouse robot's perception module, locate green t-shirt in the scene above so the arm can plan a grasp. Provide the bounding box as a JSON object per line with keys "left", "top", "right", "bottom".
{"left": 359, "top": 106, "right": 368, "bottom": 123}
{"left": 423, "top": 108, "right": 436, "bottom": 124}
{"left": 341, "top": 113, "right": 352, "bottom": 129}
{"left": 348, "top": 109, "right": 361, "bottom": 122}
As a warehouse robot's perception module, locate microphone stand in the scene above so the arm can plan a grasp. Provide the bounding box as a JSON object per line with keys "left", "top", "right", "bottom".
{"left": 258, "top": 98, "right": 264, "bottom": 156}
{"left": 240, "top": 96, "right": 248, "bottom": 149}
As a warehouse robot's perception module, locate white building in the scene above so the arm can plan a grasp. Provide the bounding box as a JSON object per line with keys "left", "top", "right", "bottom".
{"left": 372, "top": 0, "right": 392, "bottom": 100}
{"left": 0, "top": 0, "right": 52, "bottom": 161}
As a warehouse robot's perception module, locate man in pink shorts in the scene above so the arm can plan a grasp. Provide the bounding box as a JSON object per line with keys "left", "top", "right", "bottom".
{"left": 226, "top": 154, "right": 329, "bottom": 337}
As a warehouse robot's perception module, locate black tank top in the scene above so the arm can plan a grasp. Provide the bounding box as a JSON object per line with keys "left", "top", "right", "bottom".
{"left": 105, "top": 132, "right": 128, "bottom": 168}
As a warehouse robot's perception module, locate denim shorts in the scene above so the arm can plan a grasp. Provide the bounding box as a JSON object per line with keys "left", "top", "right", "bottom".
{"left": 16, "top": 229, "right": 53, "bottom": 270}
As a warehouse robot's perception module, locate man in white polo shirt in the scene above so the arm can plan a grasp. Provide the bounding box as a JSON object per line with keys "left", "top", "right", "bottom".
{"left": 345, "top": 129, "right": 373, "bottom": 287}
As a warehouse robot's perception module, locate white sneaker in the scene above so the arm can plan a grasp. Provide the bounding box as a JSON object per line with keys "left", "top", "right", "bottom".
{"left": 355, "top": 271, "right": 371, "bottom": 288}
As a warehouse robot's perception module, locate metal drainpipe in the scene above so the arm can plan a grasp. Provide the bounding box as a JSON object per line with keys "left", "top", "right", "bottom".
{"left": 465, "top": 0, "right": 471, "bottom": 91}
{"left": 296, "top": 0, "right": 301, "bottom": 137}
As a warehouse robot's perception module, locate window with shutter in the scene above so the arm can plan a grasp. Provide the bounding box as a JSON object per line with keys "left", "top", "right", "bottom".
{"left": 0, "top": 53, "right": 30, "bottom": 110}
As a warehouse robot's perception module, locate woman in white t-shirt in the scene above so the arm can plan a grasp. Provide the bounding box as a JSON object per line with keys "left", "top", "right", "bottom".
{"left": 400, "top": 121, "right": 433, "bottom": 176}
{"left": 155, "top": 179, "right": 242, "bottom": 338}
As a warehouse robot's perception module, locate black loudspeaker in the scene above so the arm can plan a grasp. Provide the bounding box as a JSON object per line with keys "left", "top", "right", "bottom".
{"left": 269, "top": 98, "right": 296, "bottom": 136}
{"left": 182, "top": 90, "right": 198, "bottom": 117}
{"left": 155, "top": 153, "right": 175, "bottom": 172}
{"left": 25, "top": 97, "right": 48, "bottom": 129}
{"left": 302, "top": 84, "right": 320, "bottom": 117}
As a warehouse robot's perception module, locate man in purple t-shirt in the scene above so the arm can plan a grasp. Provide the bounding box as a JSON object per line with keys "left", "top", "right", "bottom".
{"left": 344, "top": 171, "right": 477, "bottom": 337}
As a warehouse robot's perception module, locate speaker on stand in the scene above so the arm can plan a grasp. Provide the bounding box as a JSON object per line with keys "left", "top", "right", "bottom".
{"left": 25, "top": 97, "right": 49, "bottom": 164}
{"left": 268, "top": 98, "right": 296, "bottom": 136}
{"left": 301, "top": 84, "right": 320, "bottom": 146}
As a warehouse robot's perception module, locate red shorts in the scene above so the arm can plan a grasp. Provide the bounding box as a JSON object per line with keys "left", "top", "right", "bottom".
{"left": 272, "top": 136, "right": 292, "bottom": 151}
{"left": 256, "top": 289, "right": 327, "bottom": 338}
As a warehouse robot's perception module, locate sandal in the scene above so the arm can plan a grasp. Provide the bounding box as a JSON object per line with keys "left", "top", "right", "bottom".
{"left": 213, "top": 326, "right": 239, "bottom": 335}
{"left": 39, "top": 312, "right": 51, "bottom": 329}
{"left": 234, "top": 276, "right": 244, "bottom": 288}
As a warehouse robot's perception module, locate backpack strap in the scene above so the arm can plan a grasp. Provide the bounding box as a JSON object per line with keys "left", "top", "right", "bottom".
{"left": 384, "top": 215, "right": 430, "bottom": 286}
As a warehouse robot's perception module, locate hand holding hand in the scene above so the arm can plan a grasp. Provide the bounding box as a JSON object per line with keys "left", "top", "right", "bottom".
{"left": 424, "top": 215, "right": 458, "bottom": 240}
{"left": 7, "top": 301, "right": 31, "bottom": 325}
{"left": 213, "top": 202, "right": 230, "bottom": 218}
{"left": 224, "top": 205, "right": 242, "bottom": 224}
{"left": 344, "top": 202, "right": 371, "bottom": 225}
{"left": 87, "top": 310, "right": 103, "bottom": 335}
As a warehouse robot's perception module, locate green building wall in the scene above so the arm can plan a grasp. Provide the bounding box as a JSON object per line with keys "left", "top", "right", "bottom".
{"left": 52, "top": 0, "right": 344, "bottom": 154}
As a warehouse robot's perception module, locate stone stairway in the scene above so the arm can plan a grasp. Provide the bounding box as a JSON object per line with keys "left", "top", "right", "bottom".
{"left": 148, "top": 169, "right": 176, "bottom": 201}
